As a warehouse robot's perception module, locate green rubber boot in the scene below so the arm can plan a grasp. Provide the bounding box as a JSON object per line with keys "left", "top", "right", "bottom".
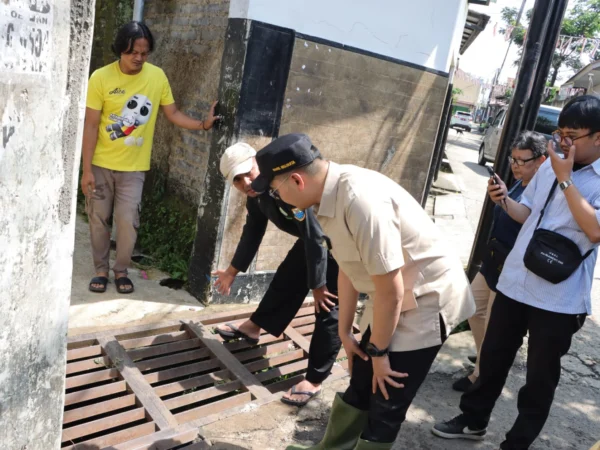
{"left": 353, "top": 438, "right": 394, "bottom": 449}
{"left": 286, "top": 393, "right": 368, "bottom": 450}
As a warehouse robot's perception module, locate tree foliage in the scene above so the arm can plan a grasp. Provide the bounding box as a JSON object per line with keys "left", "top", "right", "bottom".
{"left": 500, "top": 0, "right": 600, "bottom": 86}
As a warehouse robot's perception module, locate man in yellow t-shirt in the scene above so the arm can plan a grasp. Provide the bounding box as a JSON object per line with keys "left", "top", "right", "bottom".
{"left": 82, "top": 21, "right": 220, "bottom": 294}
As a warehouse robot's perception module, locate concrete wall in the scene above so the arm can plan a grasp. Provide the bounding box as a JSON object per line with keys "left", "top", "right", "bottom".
{"left": 454, "top": 70, "right": 482, "bottom": 109}
{"left": 229, "top": 0, "right": 468, "bottom": 73}
{"left": 0, "top": 0, "right": 94, "bottom": 447}
{"left": 143, "top": 0, "right": 229, "bottom": 203}
{"left": 216, "top": 35, "right": 448, "bottom": 275}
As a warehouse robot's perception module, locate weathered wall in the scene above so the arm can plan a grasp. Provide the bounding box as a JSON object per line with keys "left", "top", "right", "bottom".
{"left": 0, "top": 0, "right": 95, "bottom": 447}
{"left": 229, "top": 0, "right": 468, "bottom": 73}
{"left": 216, "top": 36, "right": 448, "bottom": 276}
{"left": 143, "top": 0, "right": 229, "bottom": 203}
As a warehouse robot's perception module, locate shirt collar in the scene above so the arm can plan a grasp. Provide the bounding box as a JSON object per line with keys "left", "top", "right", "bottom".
{"left": 590, "top": 157, "right": 600, "bottom": 176}
{"left": 317, "top": 162, "right": 341, "bottom": 218}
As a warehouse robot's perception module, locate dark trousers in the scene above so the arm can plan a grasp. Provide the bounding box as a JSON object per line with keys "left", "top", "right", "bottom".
{"left": 461, "top": 291, "right": 587, "bottom": 450}
{"left": 251, "top": 239, "right": 342, "bottom": 384}
{"left": 343, "top": 324, "right": 446, "bottom": 443}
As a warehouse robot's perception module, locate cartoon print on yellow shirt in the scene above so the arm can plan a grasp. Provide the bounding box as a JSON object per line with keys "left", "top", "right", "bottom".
{"left": 105, "top": 94, "right": 153, "bottom": 147}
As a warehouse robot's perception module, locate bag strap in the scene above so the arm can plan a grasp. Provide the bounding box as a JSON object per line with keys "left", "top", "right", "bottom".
{"left": 535, "top": 179, "right": 595, "bottom": 260}
{"left": 535, "top": 179, "right": 559, "bottom": 229}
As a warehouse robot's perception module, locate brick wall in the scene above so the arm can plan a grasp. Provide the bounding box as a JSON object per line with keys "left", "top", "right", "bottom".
{"left": 143, "top": 0, "right": 230, "bottom": 203}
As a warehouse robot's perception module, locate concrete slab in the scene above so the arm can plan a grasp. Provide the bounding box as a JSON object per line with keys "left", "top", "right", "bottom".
{"left": 432, "top": 170, "right": 462, "bottom": 193}
{"left": 69, "top": 214, "right": 203, "bottom": 332}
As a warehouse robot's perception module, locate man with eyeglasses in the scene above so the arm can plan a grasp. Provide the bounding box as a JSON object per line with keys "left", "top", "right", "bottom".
{"left": 434, "top": 95, "right": 600, "bottom": 449}
{"left": 212, "top": 139, "right": 342, "bottom": 407}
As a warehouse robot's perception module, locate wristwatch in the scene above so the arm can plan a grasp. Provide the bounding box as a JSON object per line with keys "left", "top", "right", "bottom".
{"left": 365, "top": 342, "right": 389, "bottom": 357}
{"left": 559, "top": 179, "right": 574, "bottom": 191}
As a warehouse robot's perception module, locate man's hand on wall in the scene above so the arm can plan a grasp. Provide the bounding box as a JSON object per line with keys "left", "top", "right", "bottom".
{"left": 204, "top": 100, "right": 223, "bottom": 130}
{"left": 312, "top": 285, "right": 337, "bottom": 313}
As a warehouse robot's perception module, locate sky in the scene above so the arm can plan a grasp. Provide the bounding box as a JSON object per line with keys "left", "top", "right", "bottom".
{"left": 460, "top": 0, "right": 578, "bottom": 86}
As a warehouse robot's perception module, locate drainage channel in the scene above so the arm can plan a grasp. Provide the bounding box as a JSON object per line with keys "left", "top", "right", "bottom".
{"left": 62, "top": 301, "right": 358, "bottom": 449}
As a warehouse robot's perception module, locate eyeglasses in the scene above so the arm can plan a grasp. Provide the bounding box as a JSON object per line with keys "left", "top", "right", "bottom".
{"left": 552, "top": 130, "right": 596, "bottom": 147}
{"left": 269, "top": 174, "right": 292, "bottom": 200}
{"left": 508, "top": 155, "right": 538, "bottom": 166}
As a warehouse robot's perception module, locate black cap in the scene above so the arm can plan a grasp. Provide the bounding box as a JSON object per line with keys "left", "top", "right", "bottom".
{"left": 251, "top": 133, "right": 320, "bottom": 193}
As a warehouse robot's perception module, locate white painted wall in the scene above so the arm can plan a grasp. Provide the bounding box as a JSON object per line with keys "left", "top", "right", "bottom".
{"left": 229, "top": 0, "right": 469, "bottom": 73}
{"left": 0, "top": 0, "right": 93, "bottom": 448}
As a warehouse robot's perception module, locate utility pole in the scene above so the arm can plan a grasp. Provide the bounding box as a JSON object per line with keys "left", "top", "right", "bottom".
{"left": 466, "top": 0, "right": 570, "bottom": 281}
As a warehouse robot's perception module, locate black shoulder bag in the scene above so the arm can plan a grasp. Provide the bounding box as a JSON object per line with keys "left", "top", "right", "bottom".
{"left": 523, "top": 179, "right": 593, "bottom": 284}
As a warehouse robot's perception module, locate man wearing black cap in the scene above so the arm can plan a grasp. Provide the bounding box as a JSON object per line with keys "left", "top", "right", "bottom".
{"left": 212, "top": 140, "right": 342, "bottom": 407}
{"left": 253, "top": 134, "right": 474, "bottom": 450}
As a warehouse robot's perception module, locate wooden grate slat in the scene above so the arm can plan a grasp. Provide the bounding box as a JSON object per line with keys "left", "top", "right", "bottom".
{"left": 64, "top": 381, "right": 128, "bottom": 406}
{"left": 144, "top": 358, "right": 221, "bottom": 385}
{"left": 63, "top": 394, "right": 137, "bottom": 425}
{"left": 174, "top": 392, "right": 252, "bottom": 424}
{"left": 136, "top": 348, "right": 211, "bottom": 372}
{"left": 120, "top": 330, "right": 190, "bottom": 351}
{"left": 128, "top": 338, "right": 202, "bottom": 361}
{"left": 62, "top": 407, "right": 146, "bottom": 442}
{"left": 154, "top": 370, "right": 232, "bottom": 398}
{"left": 66, "top": 356, "right": 111, "bottom": 375}
{"left": 244, "top": 349, "right": 305, "bottom": 374}
{"left": 65, "top": 368, "right": 120, "bottom": 389}
{"left": 164, "top": 380, "right": 244, "bottom": 410}
{"left": 67, "top": 345, "right": 102, "bottom": 362}
{"left": 62, "top": 422, "right": 156, "bottom": 449}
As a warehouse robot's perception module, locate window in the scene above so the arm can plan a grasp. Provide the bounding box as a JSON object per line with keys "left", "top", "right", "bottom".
{"left": 493, "top": 110, "right": 505, "bottom": 126}
{"left": 535, "top": 109, "right": 559, "bottom": 136}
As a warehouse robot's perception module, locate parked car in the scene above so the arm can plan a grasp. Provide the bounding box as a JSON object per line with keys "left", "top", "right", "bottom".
{"left": 478, "top": 104, "right": 561, "bottom": 165}
{"left": 450, "top": 111, "right": 473, "bottom": 132}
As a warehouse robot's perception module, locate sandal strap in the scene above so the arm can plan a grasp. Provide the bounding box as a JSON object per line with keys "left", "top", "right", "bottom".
{"left": 291, "top": 386, "right": 320, "bottom": 397}
{"left": 90, "top": 276, "right": 108, "bottom": 284}
{"left": 115, "top": 276, "right": 133, "bottom": 285}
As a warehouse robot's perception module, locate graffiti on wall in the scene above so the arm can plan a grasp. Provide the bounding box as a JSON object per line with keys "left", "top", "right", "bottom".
{"left": 0, "top": 0, "right": 53, "bottom": 74}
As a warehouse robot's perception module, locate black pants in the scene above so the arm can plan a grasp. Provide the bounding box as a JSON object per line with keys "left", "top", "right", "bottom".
{"left": 343, "top": 324, "right": 446, "bottom": 443}
{"left": 461, "top": 291, "right": 587, "bottom": 449}
{"left": 251, "top": 239, "right": 342, "bottom": 384}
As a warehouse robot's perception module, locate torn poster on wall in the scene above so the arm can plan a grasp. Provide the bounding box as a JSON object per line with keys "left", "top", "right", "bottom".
{"left": 0, "top": 0, "right": 53, "bottom": 74}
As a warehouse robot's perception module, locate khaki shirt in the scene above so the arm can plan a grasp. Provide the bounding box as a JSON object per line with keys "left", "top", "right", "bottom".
{"left": 317, "top": 162, "right": 475, "bottom": 352}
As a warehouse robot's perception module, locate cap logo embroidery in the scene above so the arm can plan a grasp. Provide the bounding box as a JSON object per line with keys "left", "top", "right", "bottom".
{"left": 273, "top": 160, "right": 296, "bottom": 172}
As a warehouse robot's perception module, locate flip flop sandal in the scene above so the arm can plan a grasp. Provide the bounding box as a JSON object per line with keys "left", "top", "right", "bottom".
{"left": 89, "top": 276, "right": 108, "bottom": 293}
{"left": 115, "top": 276, "right": 135, "bottom": 294}
{"left": 215, "top": 322, "right": 259, "bottom": 345}
{"left": 280, "top": 385, "right": 322, "bottom": 407}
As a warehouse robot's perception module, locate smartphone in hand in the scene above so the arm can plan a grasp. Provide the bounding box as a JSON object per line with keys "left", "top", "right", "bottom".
{"left": 486, "top": 166, "right": 497, "bottom": 184}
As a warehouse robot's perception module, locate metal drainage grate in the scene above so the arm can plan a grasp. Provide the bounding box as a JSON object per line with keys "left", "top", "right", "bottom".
{"left": 63, "top": 301, "right": 359, "bottom": 449}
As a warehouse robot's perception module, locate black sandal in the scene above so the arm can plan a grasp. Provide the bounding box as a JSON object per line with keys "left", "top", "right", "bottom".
{"left": 280, "top": 385, "right": 321, "bottom": 407}
{"left": 115, "top": 276, "right": 134, "bottom": 294}
{"left": 215, "top": 322, "right": 259, "bottom": 345}
{"left": 89, "top": 276, "right": 108, "bottom": 293}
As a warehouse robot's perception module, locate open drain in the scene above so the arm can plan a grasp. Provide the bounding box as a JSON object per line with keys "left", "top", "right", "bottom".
{"left": 63, "top": 301, "right": 358, "bottom": 449}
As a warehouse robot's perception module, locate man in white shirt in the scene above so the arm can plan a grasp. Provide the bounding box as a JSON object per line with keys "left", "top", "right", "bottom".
{"left": 433, "top": 95, "right": 600, "bottom": 449}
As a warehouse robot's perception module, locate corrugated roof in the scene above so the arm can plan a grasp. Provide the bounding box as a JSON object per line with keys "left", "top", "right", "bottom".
{"left": 460, "top": 9, "right": 490, "bottom": 55}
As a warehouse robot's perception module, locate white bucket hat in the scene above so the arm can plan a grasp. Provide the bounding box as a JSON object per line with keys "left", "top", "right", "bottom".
{"left": 220, "top": 142, "right": 257, "bottom": 184}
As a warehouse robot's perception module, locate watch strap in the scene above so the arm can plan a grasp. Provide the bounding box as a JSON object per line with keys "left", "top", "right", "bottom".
{"left": 366, "top": 342, "right": 389, "bottom": 357}
{"left": 559, "top": 179, "right": 574, "bottom": 191}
